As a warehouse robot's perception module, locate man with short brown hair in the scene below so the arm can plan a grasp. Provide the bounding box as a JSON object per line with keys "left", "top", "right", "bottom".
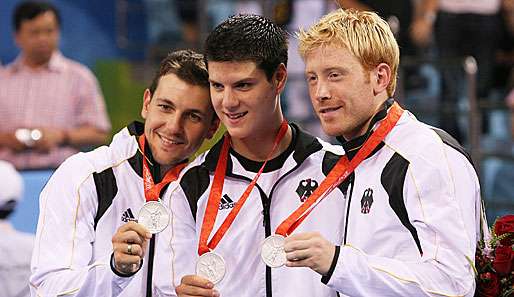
{"left": 30, "top": 50, "right": 219, "bottom": 297}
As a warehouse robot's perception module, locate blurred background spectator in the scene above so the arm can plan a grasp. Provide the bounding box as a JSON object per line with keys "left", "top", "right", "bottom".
{"left": 0, "top": 160, "right": 33, "bottom": 297}
{"left": 0, "top": 0, "right": 512, "bottom": 230}
{"left": 0, "top": 1, "right": 111, "bottom": 170}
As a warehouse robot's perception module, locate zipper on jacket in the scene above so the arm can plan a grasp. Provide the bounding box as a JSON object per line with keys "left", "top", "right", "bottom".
{"left": 265, "top": 163, "right": 306, "bottom": 297}
{"left": 146, "top": 236, "right": 156, "bottom": 297}
{"left": 229, "top": 160, "right": 310, "bottom": 297}
{"left": 263, "top": 198, "right": 272, "bottom": 297}
{"left": 343, "top": 174, "right": 355, "bottom": 245}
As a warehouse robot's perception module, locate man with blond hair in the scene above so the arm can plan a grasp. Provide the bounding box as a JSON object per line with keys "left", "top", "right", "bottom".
{"left": 291, "top": 8, "right": 482, "bottom": 296}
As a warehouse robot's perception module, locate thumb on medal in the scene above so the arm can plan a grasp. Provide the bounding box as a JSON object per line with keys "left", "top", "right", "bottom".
{"left": 283, "top": 231, "right": 336, "bottom": 275}
{"left": 176, "top": 275, "right": 219, "bottom": 297}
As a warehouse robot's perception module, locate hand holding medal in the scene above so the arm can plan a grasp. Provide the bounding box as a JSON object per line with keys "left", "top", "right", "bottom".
{"left": 261, "top": 103, "right": 404, "bottom": 273}
{"left": 111, "top": 135, "right": 186, "bottom": 275}
{"left": 196, "top": 121, "right": 289, "bottom": 284}
{"left": 112, "top": 221, "right": 152, "bottom": 274}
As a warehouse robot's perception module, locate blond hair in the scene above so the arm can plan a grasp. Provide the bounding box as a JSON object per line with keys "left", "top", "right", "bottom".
{"left": 298, "top": 8, "right": 400, "bottom": 97}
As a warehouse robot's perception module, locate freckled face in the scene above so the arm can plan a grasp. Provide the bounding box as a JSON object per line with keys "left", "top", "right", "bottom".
{"left": 304, "top": 46, "right": 377, "bottom": 139}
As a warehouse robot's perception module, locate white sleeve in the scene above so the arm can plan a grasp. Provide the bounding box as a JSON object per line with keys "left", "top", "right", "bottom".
{"left": 324, "top": 154, "right": 479, "bottom": 297}
{"left": 29, "top": 157, "right": 134, "bottom": 297}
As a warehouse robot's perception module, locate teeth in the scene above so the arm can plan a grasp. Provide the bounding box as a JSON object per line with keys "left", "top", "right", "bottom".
{"left": 227, "top": 112, "right": 245, "bottom": 119}
{"left": 161, "top": 136, "right": 182, "bottom": 145}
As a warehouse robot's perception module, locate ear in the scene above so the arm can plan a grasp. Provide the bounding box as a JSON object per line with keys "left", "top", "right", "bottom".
{"left": 273, "top": 63, "right": 288, "bottom": 95}
{"left": 372, "top": 63, "right": 391, "bottom": 96}
{"left": 13, "top": 32, "right": 21, "bottom": 48}
{"left": 205, "top": 117, "right": 221, "bottom": 139}
{"left": 141, "top": 89, "right": 152, "bottom": 119}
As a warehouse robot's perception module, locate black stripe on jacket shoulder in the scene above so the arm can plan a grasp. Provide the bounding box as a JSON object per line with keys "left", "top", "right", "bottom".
{"left": 430, "top": 128, "right": 474, "bottom": 166}
{"left": 93, "top": 168, "right": 118, "bottom": 230}
{"left": 180, "top": 165, "right": 211, "bottom": 220}
{"left": 322, "top": 151, "right": 348, "bottom": 195}
{"left": 381, "top": 153, "right": 423, "bottom": 255}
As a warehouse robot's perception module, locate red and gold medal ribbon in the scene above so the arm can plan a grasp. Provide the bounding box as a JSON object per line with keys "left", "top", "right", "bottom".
{"left": 139, "top": 135, "right": 187, "bottom": 202}
{"left": 198, "top": 121, "right": 289, "bottom": 255}
{"left": 276, "top": 103, "right": 404, "bottom": 236}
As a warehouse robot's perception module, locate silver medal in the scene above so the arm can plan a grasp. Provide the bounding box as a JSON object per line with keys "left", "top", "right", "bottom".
{"left": 138, "top": 200, "right": 170, "bottom": 234}
{"left": 261, "top": 234, "right": 286, "bottom": 268}
{"left": 196, "top": 251, "right": 226, "bottom": 284}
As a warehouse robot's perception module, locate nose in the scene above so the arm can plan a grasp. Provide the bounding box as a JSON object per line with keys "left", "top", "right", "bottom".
{"left": 165, "top": 113, "right": 184, "bottom": 135}
{"left": 315, "top": 79, "right": 331, "bottom": 101}
{"left": 221, "top": 88, "right": 239, "bottom": 110}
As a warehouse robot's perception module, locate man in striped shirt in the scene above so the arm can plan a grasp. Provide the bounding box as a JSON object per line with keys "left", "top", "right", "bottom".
{"left": 0, "top": 1, "right": 111, "bottom": 170}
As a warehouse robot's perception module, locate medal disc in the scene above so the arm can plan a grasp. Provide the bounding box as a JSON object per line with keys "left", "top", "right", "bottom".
{"left": 261, "top": 234, "right": 286, "bottom": 268}
{"left": 196, "top": 251, "right": 226, "bottom": 284}
{"left": 138, "top": 201, "right": 170, "bottom": 234}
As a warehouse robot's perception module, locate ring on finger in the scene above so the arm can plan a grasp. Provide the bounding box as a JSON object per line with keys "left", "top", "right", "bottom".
{"left": 127, "top": 243, "right": 133, "bottom": 255}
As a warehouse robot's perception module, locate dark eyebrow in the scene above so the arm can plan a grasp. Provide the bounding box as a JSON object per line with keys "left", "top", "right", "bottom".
{"left": 155, "top": 98, "right": 176, "bottom": 107}
{"left": 155, "top": 98, "right": 208, "bottom": 117}
{"left": 208, "top": 77, "right": 255, "bottom": 86}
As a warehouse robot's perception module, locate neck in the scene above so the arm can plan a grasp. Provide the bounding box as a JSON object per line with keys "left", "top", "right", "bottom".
{"left": 160, "top": 164, "right": 173, "bottom": 177}
{"left": 231, "top": 122, "right": 292, "bottom": 162}
{"left": 23, "top": 57, "right": 48, "bottom": 69}
{"left": 343, "top": 97, "right": 389, "bottom": 141}
{"left": 22, "top": 52, "right": 52, "bottom": 69}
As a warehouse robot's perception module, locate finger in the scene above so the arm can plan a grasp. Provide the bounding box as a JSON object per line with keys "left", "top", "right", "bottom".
{"left": 113, "top": 241, "right": 145, "bottom": 257}
{"left": 177, "top": 275, "right": 218, "bottom": 297}
{"left": 285, "top": 231, "right": 318, "bottom": 242}
{"left": 285, "top": 248, "right": 311, "bottom": 262}
{"left": 117, "top": 221, "right": 152, "bottom": 239}
{"left": 283, "top": 237, "right": 313, "bottom": 253}
{"left": 117, "top": 230, "right": 145, "bottom": 245}
{"left": 182, "top": 275, "right": 214, "bottom": 288}
{"left": 125, "top": 243, "right": 144, "bottom": 257}
{"left": 140, "top": 237, "right": 149, "bottom": 256}
{"left": 176, "top": 285, "right": 219, "bottom": 297}
{"left": 286, "top": 258, "right": 311, "bottom": 268}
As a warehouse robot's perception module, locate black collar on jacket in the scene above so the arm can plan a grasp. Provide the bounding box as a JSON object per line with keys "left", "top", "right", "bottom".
{"left": 203, "top": 123, "right": 323, "bottom": 174}
{"left": 336, "top": 98, "right": 394, "bottom": 160}
{"left": 127, "top": 121, "right": 162, "bottom": 182}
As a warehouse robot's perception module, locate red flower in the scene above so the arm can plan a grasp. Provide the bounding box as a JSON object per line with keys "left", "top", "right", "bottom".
{"left": 477, "top": 272, "right": 500, "bottom": 297}
{"left": 493, "top": 245, "right": 514, "bottom": 276}
{"left": 495, "top": 215, "right": 514, "bottom": 244}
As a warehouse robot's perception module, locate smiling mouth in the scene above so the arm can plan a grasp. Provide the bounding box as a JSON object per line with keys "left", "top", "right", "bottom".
{"left": 226, "top": 111, "right": 248, "bottom": 119}
{"left": 319, "top": 106, "right": 342, "bottom": 114}
{"left": 160, "top": 135, "right": 184, "bottom": 145}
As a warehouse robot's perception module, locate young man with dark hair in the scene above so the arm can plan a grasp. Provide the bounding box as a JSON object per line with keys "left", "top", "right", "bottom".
{"left": 295, "top": 8, "right": 481, "bottom": 296}
{"left": 0, "top": 1, "right": 110, "bottom": 170}
{"left": 30, "top": 50, "right": 219, "bottom": 297}
{"left": 173, "top": 15, "right": 345, "bottom": 297}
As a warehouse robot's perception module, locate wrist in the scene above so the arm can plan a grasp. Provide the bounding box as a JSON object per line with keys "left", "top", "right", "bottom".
{"left": 321, "top": 245, "right": 340, "bottom": 284}
{"left": 110, "top": 253, "right": 142, "bottom": 277}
